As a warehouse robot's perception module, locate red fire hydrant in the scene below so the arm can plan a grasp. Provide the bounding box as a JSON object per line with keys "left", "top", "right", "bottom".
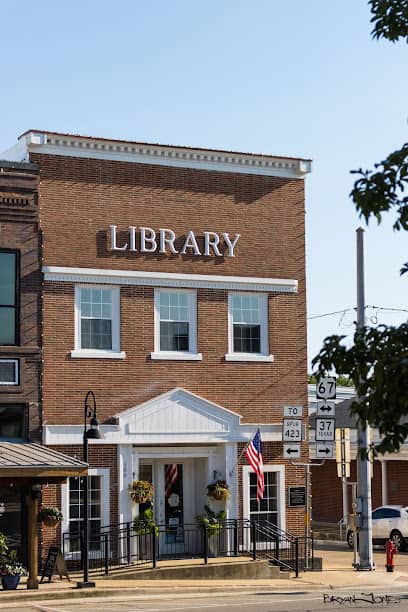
{"left": 386, "top": 538, "right": 397, "bottom": 572}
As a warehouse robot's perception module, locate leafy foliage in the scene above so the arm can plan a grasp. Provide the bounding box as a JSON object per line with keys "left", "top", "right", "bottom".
{"left": 308, "top": 373, "right": 354, "bottom": 387}
{"left": 350, "top": 143, "right": 408, "bottom": 231}
{"left": 369, "top": 0, "right": 408, "bottom": 42}
{"left": 37, "top": 507, "right": 63, "bottom": 522}
{"left": 312, "top": 324, "right": 408, "bottom": 455}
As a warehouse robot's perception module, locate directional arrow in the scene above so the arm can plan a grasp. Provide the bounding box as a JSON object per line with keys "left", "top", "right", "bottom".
{"left": 286, "top": 447, "right": 299, "bottom": 455}
{"left": 318, "top": 447, "right": 331, "bottom": 454}
{"left": 319, "top": 405, "right": 332, "bottom": 413}
{"left": 283, "top": 443, "right": 301, "bottom": 458}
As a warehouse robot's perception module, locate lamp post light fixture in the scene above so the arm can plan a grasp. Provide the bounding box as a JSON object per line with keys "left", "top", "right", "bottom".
{"left": 76, "top": 390, "right": 104, "bottom": 589}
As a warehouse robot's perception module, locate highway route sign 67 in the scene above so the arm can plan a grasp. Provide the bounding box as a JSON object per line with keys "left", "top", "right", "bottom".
{"left": 282, "top": 418, "right": 302, "bottom": 442}
{"left": 315, "top": 418, "right": 335, "bottom": 441}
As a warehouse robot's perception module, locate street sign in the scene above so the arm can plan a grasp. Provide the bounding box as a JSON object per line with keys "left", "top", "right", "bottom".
{"left": 316, "top": 377, "right": 336, "bottom": 400}
{"left": 315, "top": 417, "right": 335, "bottom": 441}
{"left": 284, "top": 405, "right": 303, "bottom": 418}
{"left": 282, "top": 418, "right": 302, "bottom": 442}
{"left": 283, "top": 443, "right": 301, "bottom": 459}
{"left": 316, "top": 442, "right": 334, "bottom": 458}
{"left": 288, "top": 486, "right": 306, "bottom": 507}
{"left": 316, "top": 401, "right": 335, "bottom": 417}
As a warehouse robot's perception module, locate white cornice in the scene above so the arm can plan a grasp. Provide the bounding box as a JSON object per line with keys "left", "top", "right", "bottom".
{"left": 3, "top": 130, "right": 312, "bottom": 179}
{"left": 42, "top": 265, "right": 298, "bottom": 293}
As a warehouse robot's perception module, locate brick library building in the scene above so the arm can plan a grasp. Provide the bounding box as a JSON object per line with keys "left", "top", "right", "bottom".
{"left": 3, "top": 130, "right": 311, "bottom": 560}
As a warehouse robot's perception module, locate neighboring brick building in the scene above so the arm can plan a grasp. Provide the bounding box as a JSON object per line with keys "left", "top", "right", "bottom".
{"left": 3, "top": 130, "right": 312, "bottom": 555}
{"left": 0, "top": 161, "right": 41, "bottom": 561}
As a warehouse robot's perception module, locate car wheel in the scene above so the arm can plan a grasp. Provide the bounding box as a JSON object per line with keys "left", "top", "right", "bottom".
{"left": 390, "top": 530, "right": 405, "bottom": 552}
{"left": 347, "top": 530, "right": 354, "bottom": 549}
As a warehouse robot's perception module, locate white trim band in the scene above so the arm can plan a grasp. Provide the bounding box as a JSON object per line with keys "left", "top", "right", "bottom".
{"left": 43, "top": 266, "right": 298, "bottom": 293}
{"left": 4, "top": 131, "right": 312, "bottom": 179}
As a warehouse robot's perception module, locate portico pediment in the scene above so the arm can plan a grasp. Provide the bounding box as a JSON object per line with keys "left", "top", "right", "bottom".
{"left": 116, "top": 388, "right": 241, "bottom": 436}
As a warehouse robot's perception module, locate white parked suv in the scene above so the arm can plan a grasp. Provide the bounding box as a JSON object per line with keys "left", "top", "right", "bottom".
{"left": 347, "top": 505, "right": 408, "bottom": 551}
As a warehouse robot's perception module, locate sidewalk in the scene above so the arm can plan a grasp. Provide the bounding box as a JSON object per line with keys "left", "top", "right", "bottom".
{"left": 0, "top": 545, "right": 407, "bottom": 607}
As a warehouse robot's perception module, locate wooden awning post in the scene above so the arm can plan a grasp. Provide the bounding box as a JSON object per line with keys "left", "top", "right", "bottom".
{"left": 27, "top": 492, "right": 39, "bottom": 589}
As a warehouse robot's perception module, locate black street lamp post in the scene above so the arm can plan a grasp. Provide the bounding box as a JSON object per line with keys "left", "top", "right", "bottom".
{"left": 77, "top": 390, "right": 104, "bottom": 589}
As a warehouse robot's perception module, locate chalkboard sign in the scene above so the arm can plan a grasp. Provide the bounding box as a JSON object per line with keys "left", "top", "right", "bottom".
{"left": 288, "top": 486, "right": 306, "bottom": 507}
{"left": 40, "top": 546, "right": 70, "bottom": 583}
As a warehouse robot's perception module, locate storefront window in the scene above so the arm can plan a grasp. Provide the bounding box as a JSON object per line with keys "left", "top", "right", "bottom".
{"left": 68, "top": 475, "right": 101, "bottom": 552}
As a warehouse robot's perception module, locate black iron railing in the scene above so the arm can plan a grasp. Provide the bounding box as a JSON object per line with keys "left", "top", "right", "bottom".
{"left": 61, "top": 519, "right": 313, "bottom": 579}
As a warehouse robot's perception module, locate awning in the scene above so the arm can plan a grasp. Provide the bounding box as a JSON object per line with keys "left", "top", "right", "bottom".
{"left": 0, "top": 442, "right": 87, "bottom": 478}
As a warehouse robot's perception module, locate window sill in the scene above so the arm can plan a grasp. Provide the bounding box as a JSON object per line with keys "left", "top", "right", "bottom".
{"left": 224, "top": 353, "right": 274, "bottom": 363}
{"left": 70, "top": 350, "right": 126, "bottom": 359}
{"left": 150, "top": 351, "right": 203, "bottom": 361}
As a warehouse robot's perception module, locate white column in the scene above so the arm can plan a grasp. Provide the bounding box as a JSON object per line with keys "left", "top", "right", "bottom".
{"left": 381, "top": 460, "right": 388, "bottom": 506}
{"left": 225, "top": 443, "right": 238, "bottom": 519}
{"left": 118, "top": 445, "right": 134, "bottom": 525}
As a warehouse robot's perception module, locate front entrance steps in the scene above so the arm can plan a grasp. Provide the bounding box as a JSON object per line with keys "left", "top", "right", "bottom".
{"left": 100, "top": 557, "right": 288, "bottom": 581}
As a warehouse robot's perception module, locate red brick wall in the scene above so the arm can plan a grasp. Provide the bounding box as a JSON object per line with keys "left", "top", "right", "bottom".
{"left": 311, "top": 460, "right": 383, "bottom": 523}
{"left": 31, "top": 153, "right": 308, "bottom": 427}
{"left": 387, "top": 461, "right": 408, "bottom": 505}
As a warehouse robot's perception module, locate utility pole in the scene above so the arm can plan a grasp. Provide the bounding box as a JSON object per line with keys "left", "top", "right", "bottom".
{"left": 355, "top": 227, "right": 374, "bottom": 570}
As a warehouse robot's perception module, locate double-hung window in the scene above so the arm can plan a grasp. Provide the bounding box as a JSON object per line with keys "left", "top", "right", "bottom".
{"left": 71, "top": 286, "right": 125, "bottom": 359}
{"left": 226, "top": 293, "right": 272, "bottom": 362}
{"left": 0, "top": 251, "right": 18, "bottom": 345}
{"left": 151, "top": 289, "right": 202, "bottom": 360}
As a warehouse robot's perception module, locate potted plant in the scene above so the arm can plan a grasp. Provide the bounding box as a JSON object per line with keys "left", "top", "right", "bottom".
{"left": 196, "top": 506, "right": 226, "bottom": 556}
{"left": 206, "top": 480, "right": 230, "bottom": 501}
{"left": 133, "top": 508, "right": 158, "bottom": 560}
{"left": 0, "top": 549, "right": 27, "bottom": 590}
{"left": 128, "top": 480, "right": 154, "bottom": 504}
{"left": 37, "top": 507, "right": 63, "bottom": 527}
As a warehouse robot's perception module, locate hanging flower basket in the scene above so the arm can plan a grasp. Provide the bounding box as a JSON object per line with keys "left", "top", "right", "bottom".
{"left": 206, "top": 480, "right": 230, "bottom": 501}
{"left": 37, "top": 507, "right": 63, "bottom": 527}
{"left": 128, "top": 480, "right": 154, "bottom": 504}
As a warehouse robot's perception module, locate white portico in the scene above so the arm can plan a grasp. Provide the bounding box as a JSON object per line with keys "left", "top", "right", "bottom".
{"left": 45, "top": 388, "right": 282, "bottom": 535}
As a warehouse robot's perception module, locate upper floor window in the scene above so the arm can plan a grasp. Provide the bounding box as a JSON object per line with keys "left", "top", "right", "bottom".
{"left": 0, "top": 251, "right": 18, "bottom": 346}
{"left": 0, "top": 404, "right": 26, "bottom": 440}
{"left": 71, "top": 286, "right": 125, "bottom": 359}
{"left": 151, "top": 289, "right": 202, "bottom": 360}
{"left": 0, "top": 359, "right": 19, "bottom": 386}
{"left": 226, "top": 293, "right": 273, "bottom": 362}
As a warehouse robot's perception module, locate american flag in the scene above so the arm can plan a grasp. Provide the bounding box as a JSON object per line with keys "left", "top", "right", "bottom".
{"left": 245, "top": 429, "right": 264, "bottom": 501}
{"left": 165, "top": 464, "right": 178, "bottom": 497}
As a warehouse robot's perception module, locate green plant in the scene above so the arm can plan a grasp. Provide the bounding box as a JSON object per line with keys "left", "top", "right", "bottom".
{"left": 196, "top": 505, "right": 226, "bottom": 535}
{"left": 0, "top": 533, "right": 8, "bottom": 561}
{"left": 0, "top": 550, "right": 27, "bottom": 577}
{"left": 37, "top": 507, "right": 63, "bottom": 523}
{"left": 128, "top": 480, "right": 154, "bottom": 504}
{"left": 133, "top": 508, "right": 158, "bottom": 535}
{"left": 206, "top": 480, "right": 230, "bottom": 501}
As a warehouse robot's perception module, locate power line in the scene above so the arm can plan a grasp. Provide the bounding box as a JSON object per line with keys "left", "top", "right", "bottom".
{"left": 308, "top": 305, "right": 408, "bottom": 320}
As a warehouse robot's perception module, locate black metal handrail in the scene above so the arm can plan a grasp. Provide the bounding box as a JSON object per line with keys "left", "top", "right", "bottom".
{"left": 61, "top": 518, "right": 312, "bottom": 578}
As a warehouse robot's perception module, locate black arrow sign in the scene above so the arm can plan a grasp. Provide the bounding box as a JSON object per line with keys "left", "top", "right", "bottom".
{"left": 285, "top": 447, "right": 299, "bottom": 455}
{"left": 317, "top": 447, "right": 331, "bottom": 455}
{"left": 319, "top": 405, "right": 333, "bottom": 412}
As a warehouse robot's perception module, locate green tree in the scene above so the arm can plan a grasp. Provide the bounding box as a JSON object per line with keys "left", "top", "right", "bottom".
{"left": 312, "top": 0, "right": 408, "bottom": 456}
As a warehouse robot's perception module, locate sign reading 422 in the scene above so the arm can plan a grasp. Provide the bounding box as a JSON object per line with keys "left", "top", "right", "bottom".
{"left": 316, "top": 377, "right": 336, "bottom": 400}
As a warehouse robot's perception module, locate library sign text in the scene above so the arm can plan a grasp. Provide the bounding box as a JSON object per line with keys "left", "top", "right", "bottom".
{"left": 110, "top": 225, "right": 240, "bottom": 258}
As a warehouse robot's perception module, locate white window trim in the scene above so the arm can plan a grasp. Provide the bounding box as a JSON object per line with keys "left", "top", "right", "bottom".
{"left": 225, "top": 292, "right": 273, "bottom": 362}
{"left": 242, "top": 464, "right": 286, "bottom": 531}
{"left": 71, "top": 285, "right": 126, "bottom": 359}
{"left": 151, "top": 288, "right": 202, "bottom": 361}
{"left": 0, "top": 359, "right": 19, "bottom": 385}
{"left": 61, "top": 468, "right": 110, "bottom": 559}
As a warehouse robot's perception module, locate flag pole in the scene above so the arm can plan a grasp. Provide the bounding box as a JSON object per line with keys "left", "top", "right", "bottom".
{"left": 228, "top": 427, "right": 260, "bottom": 478}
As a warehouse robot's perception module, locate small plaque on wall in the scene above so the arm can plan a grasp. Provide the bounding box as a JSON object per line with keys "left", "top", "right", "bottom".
{"left": 288, "top": 486, "right": 306, "bottom": 507}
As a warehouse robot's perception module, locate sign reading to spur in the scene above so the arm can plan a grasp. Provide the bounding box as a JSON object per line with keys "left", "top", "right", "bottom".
{"left": 110, "top": 225, "right": 241, "bottom": 258}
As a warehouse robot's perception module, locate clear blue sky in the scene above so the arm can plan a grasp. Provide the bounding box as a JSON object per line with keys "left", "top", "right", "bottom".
{"left": 1, "top": 0, "right": 407, "bottom": 370}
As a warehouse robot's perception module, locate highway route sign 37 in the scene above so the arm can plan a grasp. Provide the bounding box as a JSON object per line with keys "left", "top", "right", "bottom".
{"left": 315, "top": 418, "right": 335, "bottom": 441}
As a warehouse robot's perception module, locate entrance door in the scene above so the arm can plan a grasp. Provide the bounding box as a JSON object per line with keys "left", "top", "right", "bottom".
{"left": 139, "top": 459, "right": 197, "bottom": 557}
